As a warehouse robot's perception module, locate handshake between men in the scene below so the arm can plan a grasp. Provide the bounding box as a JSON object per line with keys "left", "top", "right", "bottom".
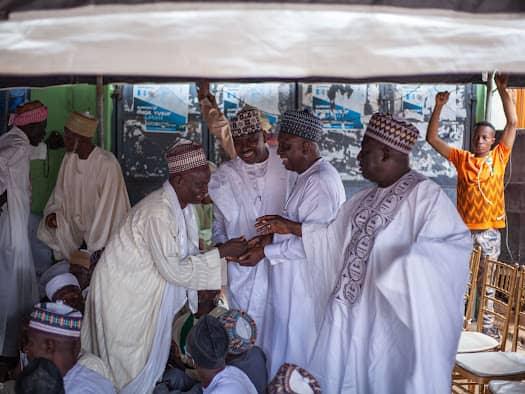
{"left": 222, "top": 215, "right": 302, "bottom": 267}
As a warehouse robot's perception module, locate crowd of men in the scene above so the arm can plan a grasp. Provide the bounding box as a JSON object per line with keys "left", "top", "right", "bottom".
{"left": 0, "top": 74, "right": 517, "bottom": 393}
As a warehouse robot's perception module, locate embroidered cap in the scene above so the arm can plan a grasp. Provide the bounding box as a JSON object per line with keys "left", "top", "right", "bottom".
{"left": 9, "top": 101, "right": 48, "bottom": 127}
{"left": 268, "top": 363, "right": 322, "bottom": 394}
{"left": 279, "top": 110, "right": 323, "bottom": 142}
{"left": 29, "top": 302, "right": 82, "bottom": 338}
{"left": 231, "top": 105, "right": 264, "bottom": 137}
{"left": 215, "top": 308, "right": 257, "bottom": 355}
{"left": 65, "top": 112, "right": 98, "bottom": 138}
{"left": 165, "top": 139, "right": 208, "bottom": 175}
{"left": 364, "top": 113, "right": 419, "bottom": 155}
{"left": 45, "top": 273, "right": 80, "bottom": 301}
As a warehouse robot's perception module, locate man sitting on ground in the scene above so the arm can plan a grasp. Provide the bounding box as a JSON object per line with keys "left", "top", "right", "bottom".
{"left": 44, "top": 273, "right": 84, "bottom": 313}
{"left": 24, "top": 302, "right": 114, "bottom": 393}
{"left": 186, "top": 315, "right": 256, "bottom": 394}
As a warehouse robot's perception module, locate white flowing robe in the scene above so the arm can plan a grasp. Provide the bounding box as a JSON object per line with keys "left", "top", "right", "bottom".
{"left": 81, "top": 182, "right": 227, "bottom": 392}
{"left": 303, "top": 174, "right": 471, "bottom": 394}
{"left": 208, "top": 146, "right": 294, "bottom": 340}
{"left": 38, "top": 147, "right": 130, "bottom": 259}
{"left": 262, "top": 158, "right": 345, "bottom": 376}
{"left": 0, "top": 127, "right": 38, "bottom": 357}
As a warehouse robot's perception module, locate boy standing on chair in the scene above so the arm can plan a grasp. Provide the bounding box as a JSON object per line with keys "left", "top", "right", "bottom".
{"left": 426, "top": 73, "right": 517, "bottom": 337}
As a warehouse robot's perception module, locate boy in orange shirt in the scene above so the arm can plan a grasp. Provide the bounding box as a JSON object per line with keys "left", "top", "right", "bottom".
{"left": 426, "top": 73, "right": 517, "bottom": 337}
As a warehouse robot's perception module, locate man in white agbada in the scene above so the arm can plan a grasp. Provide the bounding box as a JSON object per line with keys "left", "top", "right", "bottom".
{"left": 207, "top": 102, "right": 294, "bottom": 341}
{"left": 25, "top": 302, "right": 115, "bottom": 394}
{"left": 260, "top": 113, "right": 471, "bottom": 393}
{"left": 0, "top": 101, "right": 47, "bottom": 359}
{"left": 243, "top": 110, "right": 345, "bottom": 376}
{"left": 81, "top": 140, "right": 248, "bottom": 392}
{"left": 38, "top": 111, "right": 130, "bottom": 260}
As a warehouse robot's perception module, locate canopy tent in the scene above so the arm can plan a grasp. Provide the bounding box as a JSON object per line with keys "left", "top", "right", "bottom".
{"left": 0, "top": 1, "right": 524, "bottom": 87}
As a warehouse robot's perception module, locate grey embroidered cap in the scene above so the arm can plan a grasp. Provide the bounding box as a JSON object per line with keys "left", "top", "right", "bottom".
{"left": 279, "top": 109, "right": 324, "bottom": 142}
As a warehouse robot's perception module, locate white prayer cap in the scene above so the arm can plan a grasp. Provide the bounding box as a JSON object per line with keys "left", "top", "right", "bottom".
{"left": 165, "top": 138, "right": 208, "bottom": 175}
{"left": 39, "top": 261, "right": 70, "bottom": 300}
{"left": 45, "top": 273, "right": 80, "bottom": 301}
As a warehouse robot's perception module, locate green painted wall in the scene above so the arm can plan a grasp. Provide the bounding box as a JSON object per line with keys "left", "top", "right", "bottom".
{"left": 29, "top": 84, "right": 113, "bottom": 214}
{"left": 475, "top": 84, "right": 487, "bottom": 122}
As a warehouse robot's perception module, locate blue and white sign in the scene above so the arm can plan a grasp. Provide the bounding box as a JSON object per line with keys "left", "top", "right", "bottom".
{"left": 133, "top": 85, "right": 189, "bottom": 133}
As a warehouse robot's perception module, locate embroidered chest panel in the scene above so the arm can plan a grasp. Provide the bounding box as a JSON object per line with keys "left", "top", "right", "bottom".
{"left": 333, "top": 171, "right": 425, "bottom": 305}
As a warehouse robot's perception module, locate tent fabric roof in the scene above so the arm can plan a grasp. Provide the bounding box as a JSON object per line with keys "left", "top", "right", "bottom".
{"left": 0, "top": 2, "right": 524, "bottom": 87}
{"left": 3, "top": 0, "right": 525, "bottom": 14}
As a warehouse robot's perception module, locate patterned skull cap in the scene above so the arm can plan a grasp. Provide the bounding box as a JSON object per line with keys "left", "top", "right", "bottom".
{"left": 279, "top": 109, "right": 323, "bottom": 142}
{"left": 215, "top": 308, "right": 257, "bottom": 355}
{"left": 364, "top": 112, "right": 419, "bottom": 155}
{"left": 29, "top": 302, "right": 82, "bottom": 338}
{"left": 230, "top": 105, "right": 263, "bottom": 137}
{"left": 165, "top": 138, "right": 208, "bottom": 174}
{"left": 268, "top": 363, "right": 322, "bottom": 394}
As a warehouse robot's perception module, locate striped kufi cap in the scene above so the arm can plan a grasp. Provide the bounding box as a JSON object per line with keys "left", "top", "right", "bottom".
{"left": 268, "top": 363, "right": 322, "bottom": 394}
{"left": 230, "top": 105, "right": 263, "bottom": 137}
{"left": 279, "top": 110, "right": 323, "bottom": 142}
{"left": 29, "top": 302, "right": 82, "bottom": 338}
{"left": 365, "top": 113, "right": 419, "bottom": 155}
{"left": 214, "top": 308, "right": 257, "bottom": 355}
{"left": 165, "top": 139, "right": 208, "bottom": 175}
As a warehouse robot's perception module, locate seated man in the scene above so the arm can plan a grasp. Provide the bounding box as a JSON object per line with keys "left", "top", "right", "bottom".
{"left": 267, "top": 363, "right": 321, "bottom": 394}
{"left": 24, "top": 302, "right": 115, "bottom": 393}
{"left": 159, "top": 300, "right": 266, "bottom": 393}
{"left": 186, "top": 315, "right": 256, "bottom": 394}
{"left": 44, "top": 273, "right": 84, "bottom": 313}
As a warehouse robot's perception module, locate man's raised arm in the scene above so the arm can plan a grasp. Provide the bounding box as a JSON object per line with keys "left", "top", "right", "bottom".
{"left": 496, "top": 73, "right": 518, "bottom": 150}
{"left": 426, "top": 91, "right": 452, "bottom": 159}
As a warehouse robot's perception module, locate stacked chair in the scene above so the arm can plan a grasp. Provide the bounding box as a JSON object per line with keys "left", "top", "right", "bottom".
{"left": 452, "top": 249, "right": 525, "bottom": 394}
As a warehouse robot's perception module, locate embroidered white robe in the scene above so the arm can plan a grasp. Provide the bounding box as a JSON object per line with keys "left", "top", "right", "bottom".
{"left": 262, "top": 158, "right": 345, "bottom": 376}
{"left": 303, "top": 173, "right": 471, "bottom": 394}
{"left": 208, "top": 146, "right": 295, "bottom": 341}
{"left": 38, "top": 147, "right": 130, "bottom": 259}
{"left": 81, "top": 182, "right": 227, "bottom": 392}
{"left": 0, "top": 127, "right": 38, "bottom": 356}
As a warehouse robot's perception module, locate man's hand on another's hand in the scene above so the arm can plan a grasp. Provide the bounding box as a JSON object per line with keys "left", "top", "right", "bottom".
{"left": 218, "top": 236, "right": 247, "bottom": 259}
{"left": 255, "top": 215, "right": 302, "bottom": 237}
{"left": 237, "top": 245, "right": 265, "bottom": 267}
{"left": 46, "top": 213, "right": 57, "bottom": 229}
{"left": 248, "top": 234, "right": 273, "bottom": 249}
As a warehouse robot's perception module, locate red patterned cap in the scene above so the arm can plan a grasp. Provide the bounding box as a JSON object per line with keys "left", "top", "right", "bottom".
{"left": 165, "top": 139, "right": 208, "bottom": 174}
{"left": 365, "top": 113, "right": 419, "bottom": 154}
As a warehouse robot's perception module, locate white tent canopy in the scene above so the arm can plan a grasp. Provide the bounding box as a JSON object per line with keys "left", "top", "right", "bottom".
{"left": 0, "top": 1, "right": 524, "bottom": 86}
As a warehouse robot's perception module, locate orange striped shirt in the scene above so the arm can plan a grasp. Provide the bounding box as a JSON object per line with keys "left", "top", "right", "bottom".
{"left": 448, "top": 143, "right": 511, "bottom": 230}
